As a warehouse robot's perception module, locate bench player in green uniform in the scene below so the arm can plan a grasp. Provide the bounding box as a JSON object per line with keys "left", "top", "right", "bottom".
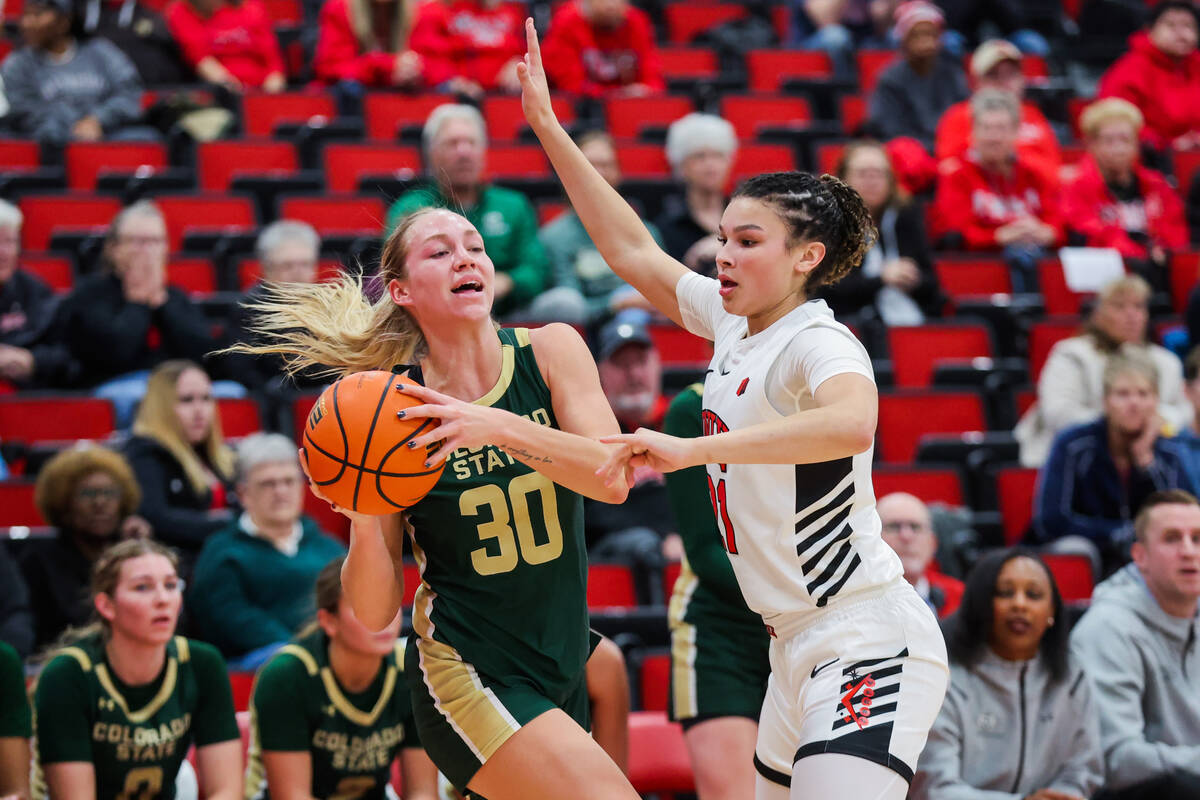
{"left": 240, "top": 207, "right": 640, "bottom": 800}
{"left": 663, "top": 384, "right": 771, "bottom": 800}
{"left": 0, "top": 639, "right": 31, "bottom": 800}
{"left": 248, "top": 557, "right": 437, "bottom": 800}
{"left": 31, "top": 540, "right": 241, "bottom": 800}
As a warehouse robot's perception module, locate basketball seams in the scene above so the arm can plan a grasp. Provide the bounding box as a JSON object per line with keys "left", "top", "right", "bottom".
{"left": 352, "top": 372, "right": 399, "bottom": 511}
{"left": 376, "top": 418, "right": 441, "bottom": 508}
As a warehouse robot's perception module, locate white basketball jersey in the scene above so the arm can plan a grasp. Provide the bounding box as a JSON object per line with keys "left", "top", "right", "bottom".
{"left": 676, "top": 272, "right": 903, "bottom": 625}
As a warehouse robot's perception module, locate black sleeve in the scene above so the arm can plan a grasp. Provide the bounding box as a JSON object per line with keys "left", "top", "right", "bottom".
{"left": 64, "top": 287, "right": 155, "bottom": 376}
{"left": 154, "top": 290, "right": 217, "bottom": 365}
{"left": 0, "top": 548, "right": 34, "bottom": 659}
{"left": 867, "top": 72, "right": 915, "bottom": 142}
{"left": 896, "top": 203, "right": 946, "bottom": 318}
{"left": 1187, "top": 285, "right": 1200, "bottom": 351}
{"left": 818, "top": 262, "right": 884, "bottom": 318}
{"left": 126, "top": 444, "right": 226, "bottom": 549}
{"left": 1187, "top": 173, "right": 1200, "bottom": 246}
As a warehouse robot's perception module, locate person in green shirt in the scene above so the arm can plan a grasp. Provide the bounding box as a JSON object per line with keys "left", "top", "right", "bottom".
{"left": 0, "top": 639, "right": 31, "bottom": 800}
{"left": 31, "top": 538, "right": 241, "bottom": 800}
{"left": 189, "top": 432, "right": 346, "bottom": 668}
{"left": 248, "top": 556, "right": 437, "bottom": 800}
{"left": 384, "top": 104, "right": 569, "bottom": 321}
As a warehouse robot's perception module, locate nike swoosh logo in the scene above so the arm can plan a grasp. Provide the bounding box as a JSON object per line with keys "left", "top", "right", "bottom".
{"left": 811, "top": 658, "right": 839, "bottom": 678}
{"left": 719, "top": 367, "right": 731, "bottom": 376}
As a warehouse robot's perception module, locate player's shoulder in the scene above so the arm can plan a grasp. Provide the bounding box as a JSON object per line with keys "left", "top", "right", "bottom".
{"left": 180, "top": 637, "right": 224, "bottom": 668}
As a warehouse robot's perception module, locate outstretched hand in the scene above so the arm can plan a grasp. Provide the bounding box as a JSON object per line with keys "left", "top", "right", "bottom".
{"left": 517, "top": 18, "right": 557, "bottom": 133}
{"left": 595, "top": 428, "right": 698, "bottom": 488}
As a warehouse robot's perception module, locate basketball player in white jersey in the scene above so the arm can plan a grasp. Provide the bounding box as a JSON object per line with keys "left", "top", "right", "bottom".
{"left": 518, "top": 21, "right": 948, "bottom": 800}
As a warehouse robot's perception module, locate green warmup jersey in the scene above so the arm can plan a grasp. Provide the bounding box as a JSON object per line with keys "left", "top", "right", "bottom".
{"left": 31, "top": 634, "right": 238, "bottom": 800}
{"left": 0, "top": 640, "right": 32, "bottom": 738}
{"left": 247, "top": 630, "right": 418, "bottom": 800}
{"left": 399, "top": 327, "right": 589, "bottom": 700}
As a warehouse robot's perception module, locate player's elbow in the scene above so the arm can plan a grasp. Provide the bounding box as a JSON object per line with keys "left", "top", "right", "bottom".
{"left": 595, "top": 482, "right": 630, "bottom": 505}
{"left": 843, "top": 418, "right": 876, "bottom": 455}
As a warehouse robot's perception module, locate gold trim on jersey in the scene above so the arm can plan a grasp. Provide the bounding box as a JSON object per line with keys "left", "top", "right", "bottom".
{"left": 415, "top": 636, "right": 520, "bottom": 762}
{"left": 512, "top": 327, "right": 532, "bottom": 347}
{"left": 472, "top": 343, "right": 515, "bottom": 407}
{"left": 244, "top": 703, "right": 267, "bottom": 800}
{"left": 175, "top": 636, "right": 191, "bottom": 661}
{"left": 276, "top": 644, "right": 320, "bottom": 675}
{"left": 668, "top": 558, "right": 700, "bottom": 720}
{"left": 319, "top": 664, "right": 397, "bottom": 728}
{"left": 57, "top": 646, "right": 93, "bottom": 672}
{"left": 93, "top": 656, "right": 179, "bottom": 725}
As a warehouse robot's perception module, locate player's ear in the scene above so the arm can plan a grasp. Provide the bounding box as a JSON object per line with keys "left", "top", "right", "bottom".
{"left": 792, "top": 240, "right": 825, "bottom": 276}
{"left": 388, "top": 278, "right": 413, "bottom": 308}
{"left": 95, "top": 592, "right": 116, "bottom": 624}
{"left": 317, "top": 607, "right": 338, "bottom": 638}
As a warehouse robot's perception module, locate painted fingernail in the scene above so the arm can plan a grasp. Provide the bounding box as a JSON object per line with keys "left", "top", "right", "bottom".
{"left": 397, "top": 410, "right": 406, "bottom": 418}
{"left": 407, "top": 441, "right": 416, "bottom": 449}
{"left": 423, "top": 462, "right": 430, "bottom": 468}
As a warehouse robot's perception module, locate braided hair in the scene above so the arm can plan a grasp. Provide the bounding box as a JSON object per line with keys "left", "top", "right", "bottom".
{"left": 731, "top": 172, "right": 877, "bottom": 290}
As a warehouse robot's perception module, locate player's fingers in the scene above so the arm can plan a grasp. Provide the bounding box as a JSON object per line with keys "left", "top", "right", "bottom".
{"left": 524, "top": 18, "right": 541, "bottom": 70}
{"left": 408, "top": 421, "right": 453, "bottom": 452}
{"left": 397, "top": 402, "right": 453, "bottom": 420}
{"left": 396, "top": 382, "right": 453, "bottom": 404}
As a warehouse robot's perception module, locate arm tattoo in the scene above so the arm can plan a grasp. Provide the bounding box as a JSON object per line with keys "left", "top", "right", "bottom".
{"left": 499, "top": 444, "right": 554, "bottom": 464}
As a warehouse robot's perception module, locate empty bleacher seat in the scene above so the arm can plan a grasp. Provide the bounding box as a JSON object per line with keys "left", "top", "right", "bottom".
{"left": 0, "top": 395, "right": 116, "bottom": 443}
{"left": 872, "top": 466, "right": 965, "bottom": 506}
{"left": 1038, "top": 259, "right": 1092, "bottom": 315}
{"left": 277, "top": 196, "right": 386, "bottom": 237}
{"left": 659, "top": 47, "right": 719, "bottom": 87}
{"left": 616, "top": 144, "right": 672, "bottom": 178}
{"left": 856, "top": 50, "right": 897, "bottom": 92}
{"left": 217, "top": 397, "right": 263, "bottom": 438}
{"left": 887, "top": 323, "right": 994, "bottom": 388}
{"left": 197, "top": 140, "right": 299, "bottom": 191}
{"left": 19, "top": 195, "right": 122, "bottom": 251}
{"left": 604, "top": 95, "right": 695, "bottom": 140}
{"left": 364, "top": 93, "right": 450, "bottom": 141}
{"left": 627, "top": 711, "right": 694, "bottom": 798}
{"left": 1169, "top": 251, "right": 1199, "bottom": 314}
{"left": 483, "top": 95, "right": 575, "bottom": 141}
{"left": 587, "top": 563, "right": 639, "bottom": 609}
{"left": 157, "top": 195, "right": 257, "bottom": 253}
{"left": 664, "top": 2, "right": 744, "bottom": 44}
{"left": 995, "top": 466, "right": 1038, "bottom": 545}
{"left": 242, "top": 92, "right": 337, "bottom": 138}
{"left": 322, "top": 143, "right": 421, "bottom": 193}
{"left": 877, "top": 390, "right": 987, "bottom": 463}
{"left": 21, "top": 255, "right": 73, "bottom": 292}
{"left": 1028, "top": 318, "right": 1079, "bottom": 384}
{"left": 166, "top": 258, "right": 218, "bottom": 296}
{"left": 731, "top": 145, "right": 796, "bottom": 184}
{"left": 745, "top": 49, "right": 833, "bottom": 92}
{"left": 1042, "top": 553, "right": 1094, "bottom": 603}
{"left": 0, "top": 139, "right": 40, "bottom": 170}
{"left": 648, "top": 323, "right": 711, "bottom": 368}
{"left": 65, "top": 142, "right": 168, "bottom": 191}
{"left": 0, "top": 481, "right": 43, "bottom": 526}
{"left": 933, "top": 257, "right": 1013, "bottom": 300}
{"left": 636, "top": 649, "right": 671, "bottom": 712}
{"left": 486, "top": 144, "right": 551, "bottom": 180}
{"left": 720, "top": 96, "right": 812, "bottom": 141}
{"left": 238, "top": 257, "right": 344, "bottom": 290}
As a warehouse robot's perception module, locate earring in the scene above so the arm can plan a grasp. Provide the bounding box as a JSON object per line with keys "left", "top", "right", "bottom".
{"left": 1047, "top": 617, "right": 1055, "bottom": 626}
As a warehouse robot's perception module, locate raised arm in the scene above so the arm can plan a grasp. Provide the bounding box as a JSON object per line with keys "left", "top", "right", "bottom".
{"left": 518, "top": 19, "right": 690, "bottom": 327}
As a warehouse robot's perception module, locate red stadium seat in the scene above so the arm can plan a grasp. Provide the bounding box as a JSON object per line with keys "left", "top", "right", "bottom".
{"left": 197, "top": 140, "right": 298, "bottom": 191}
{"left": 1016, "top": 387, "right": 1036, "bottom": 417}
{"left": 856, "top": 50, "right": 897, "bottom": 92}
{"left": 322, "top": 144, "right": 421, "bottom": 193}
{"left": 719, "top": 96, "right": 812, "bottom": 141}
{"left": 638, "top": 651, "right": 671, "bottom": 712}
{"left": 887, "top": 323, "right": 993, "bottom": 388}
{"left": 402, "top": 561, "right": 421, "bottom": 606}
{"left": 293, "top": 392, "right": 319, "bottom": 443}
{"left": 262, "top": 0, "right": 301, "bottom": 22}
{"left": 1169, "top": 251, "right": 1199, "bottom": 314}
{"left": 587, "top": 563, "right": 638, "bottom": 609}
{"left": 65, "top": 142, "right": 167, "bottom": 190}
{"left": 1042, "top": 553, "right": 1094, "bottom": 603}
{"left": 19, "top": 195, "right": 122, "bottom": 251}
{"left": 364, "top": 93, "right": 450, "bottom": 141}
{"left": 304, "top": 492, "right": 350, "bottom": 542}
{"left": 616, "top": 144, "right": 671, "bottom": 178}
{"left": 21, "top": 255, "right": 73, "bottom": 292}
{"left": 648, "top": 323, "right": 711, "bottom": 367}
{"left": 238, "top": 258, "right": 344, "bottom": 290}
{"left": 1175, "top": 151, "right": 1200, "bottom": 199}
{"left": 745, "top": 50, "right": 833, "bottom": 92}
{"left": 166, "top": 258, "right": 218, "bottom": 296}
{"left": 662, "top": 561, "right": 681, "bottom": 601}
{"left": 933, "top": 257, "right": 1012, "bottom": 300}
{"left": 486, "top": 144, "right": 550, "bottom": 179}
{"left": 0, "top": 395, "right": 115, "bottom": 443}
{"left": 660, "top": 47, "right": 719, "bottom": 83}
{"left": 157, "top": 195, "right": 257, "bottom": 252}
{"left": 872, "top": 466, "right": 964, "bottom": 506}
{"left": 242, "top": 92, "right": 336, "bottom": 137}
{"left": 537, "top": 201, "right": 567, "bottom": 225}
{"left": 483, "top": 95, "right": 575, "bottom": 141}
{"left": 1028, "top": 319, "right": 1079, "bottom": 384}
{"left": 0, "top": 481, "right": 43, "bottom": 526}
{"left": 228, "top": 671, "right": 255, "bottom": 712}
{"left": 731, "top": 145, "right": 795, "bottom": 184}
{"left": 840, "top": 94, "right": 868, "bottom": 135}
{"left": 604, "top": 95, "right": 694, "bottom": 139}
{"left": 664, "top": 2, "right": 744, "bottom": 43}
{"left": 996, "top": 466, "right": 1038, "bottom": 545}
{"left": 0, "top": 139, "right": 39, "bottom": 170}
{"left": 1038, "top": 259, "right": 1094, "bottom": 315}
{"left": 815, "top": 142, "right": 847, "bottom": 177}
{"left": 628, "top": 711, "right": 694, "bottom": 798}
{"left": 217, "top": 397, "right": 262, "bottom": 438}
{"left": 876, "top": 391, "right": 987, "bottom": 463}
{"left": 277, "top": 196, "right": 386, "bottom": 236}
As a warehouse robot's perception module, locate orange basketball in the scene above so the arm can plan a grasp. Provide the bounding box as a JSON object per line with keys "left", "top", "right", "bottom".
{"left": 301, "top": 371, "right": 445, "bottom": 514}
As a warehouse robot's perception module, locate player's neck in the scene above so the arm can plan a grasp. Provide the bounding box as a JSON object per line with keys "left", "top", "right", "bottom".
{"left": 104, "top": 635, "right": 168, "bottom": 687}
{"left": 327, "top": 639, "right": 383, "bottom": 693}
{"left": 746, "top": 290, "right": 806, "bottom": 336}
{"left": 419, "top": 322, "right": 504, "bottom": 403}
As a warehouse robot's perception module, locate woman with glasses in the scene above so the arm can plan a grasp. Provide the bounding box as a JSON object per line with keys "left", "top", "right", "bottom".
{"left": 31, "top": 539, "right": 242, "bottom": 800}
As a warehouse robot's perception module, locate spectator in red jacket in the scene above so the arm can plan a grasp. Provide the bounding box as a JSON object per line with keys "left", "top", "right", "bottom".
{"left": 933, "top": 89, "right": 1062, "bottom": 292}
{"left": 879, "top": 492, "right": 964, "bottom": 619}
{"left": 1063, "top": 98, "right": 1188, "bottom": 289}
{"left": 540, "top": 0, "right": 663, "bottom": 97}
{"left": 409, "top": 0, "right": 525, "bottom": 98}
{"left": 165, "top": 0, "right": 285, "bottom": 92}
{"left": 1099, "top": 1, "right": 1200, "bottom": 154}
{"left": 312, "top": 0, "right": 426, "bottom": 93}
{"left": 935, "top": 39, "right": 1061, "bottom": 184}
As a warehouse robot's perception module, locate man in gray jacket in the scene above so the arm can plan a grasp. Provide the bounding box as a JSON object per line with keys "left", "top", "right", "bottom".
{"left": 1070, "top": 489, "right": 1200, "bottom": 799}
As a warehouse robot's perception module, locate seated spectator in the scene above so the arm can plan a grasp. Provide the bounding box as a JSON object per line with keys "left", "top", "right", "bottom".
{"left": 1033, "top": 353, "right": 1198, "bottom": 578}
{"left": 124, "top": 360, "right": 237, "bottom": 575}
{"left": 0, "top": 199, "right": 75, "bottom": 390}
{"left": 654, "top": 113, "right": 736, "bottom": 271}
{"left": 789, "top": 0, "right": 895, "bottom": 75}
{"left": 1070, "top": 490, "right": 1200, "bottom": 799}
{"left": 0, "top": 546, "right": 33, "bottom": 658}
{"left": 409, "top": 0, "right": 525, "bottom": 97}
{"left": 539, "top": 131, "right": 660, "bottom": 324}
{"left": 1099, "top": 1, "right": 1200, "bottom": 155}
{"left": 1178, "top": 346, "right": 1200, "bottom": 483}
{"left": 0, "top": 0, "right": 153, "bottom": 145}
{"left": 867, "top": 2, "right": 968, "bottom": 151}
{"left": 911, "top": 548, "right": 1103, "bottom": 800}
{"left": 384, "top": 104, "right": 557, "bottom": 320}
{"left": 932, "top": 88, "right": 1061, "bottom": 293}
{"left": 80, "top": 0, "right": 193, "bottom": 85}
{"left": 937, "top": 0, "right": 1049, "bottom": 56}
{"left": 935, "top": 39, "right": 1061, "bottom": 184}
{"left": 166, "top": 0, "right": 286, "bottom": 92}
{"left": 823, "top": 141, "right": 943, "bottom": 325}
{"left": 55, "top": 201, "right": 240, "bottom": 426}
{"left": 313, "top": 0, "right": 426, "bottom": 97}
{"left": 190, "top": 433, "right": 345, "bottom": 668}
{"left": 586, "top": 311, "right": 680, "bottom": 601}
{"left": 18, "top": 446, "right": 149, "bottom": 649}
{"left": 1063, "top": 98, "right": 1189, "bottom": 289}
{"left": 878, "top": 492, "right": 963, "bottom": 618}
{"left": 1017, "top": 275, "right": 1191, "bottom": 466}
{"left": 540, "top": 0, "right": 663, "bottom": 98}
{"left": 0, "top": 639, "right": 30, "bottom": 800}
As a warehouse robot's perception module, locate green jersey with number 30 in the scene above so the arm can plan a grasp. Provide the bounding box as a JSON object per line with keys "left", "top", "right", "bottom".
{"left": 399, "top": 327, "right": 589, "bottom": 701}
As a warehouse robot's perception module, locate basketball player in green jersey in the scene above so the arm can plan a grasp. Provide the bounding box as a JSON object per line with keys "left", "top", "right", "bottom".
{"left": 0, "top": 639, "right": 31, "bottom": 800}
{"left": 663, "top": 384, "right": 771, "bottom": 800}
{"left": 31, "top": 540, "right": 241, "bottom": 800}
{"left": 238, "top": 207, "right": 640, "bottom": 800}
{"left": 248, "top": 557, "right": 437, "bottom": 800}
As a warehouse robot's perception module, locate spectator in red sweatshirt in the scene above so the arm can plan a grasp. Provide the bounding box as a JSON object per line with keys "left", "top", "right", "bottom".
{"left": 540, "top": 0, "right": 664, "bottom": 97}
{"left": 933, "top": 88, "right": 1062, "bottom": 292}
{"left": 935, "top": 39, "right": 1061, "bottom": 184}
{"left": 166, "top": 0, "right": 285, "bottom": 91}
{"left": 409, "top": 0, "right": 526, "bottom": 98}
{"left": 312, "top": 0, "right": 426, "bottom": 92}
{"left": 1062, "top": 98, "right": 1188, "bottom": 289}
{"left": 1099, "top": 1, "right": 1200, "bottom": 154}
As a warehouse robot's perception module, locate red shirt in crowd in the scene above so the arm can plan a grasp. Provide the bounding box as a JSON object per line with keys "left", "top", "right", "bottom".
{"left": 540, "top": 0, "right": 664, "bottom": 97}
{"left": 409, "top": 0, "right": 525, "bottom": 90}
{"left": 313, "top": 0, "right": 415, "bottom": 85}
{"left": 933, "top": 152, "right": 1063, "bottom": 250}
{"left": 166, "top": 0, "right": 284, "bottom": 88}
{"left": 1100, "top": 32, "right": 1200, "bottom": 150}
{"left": 935, "top": 99, "right": 1061, "bottom": 185}
{"left": 1060, "top": 154, "right": 1188, "bottom": 259}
